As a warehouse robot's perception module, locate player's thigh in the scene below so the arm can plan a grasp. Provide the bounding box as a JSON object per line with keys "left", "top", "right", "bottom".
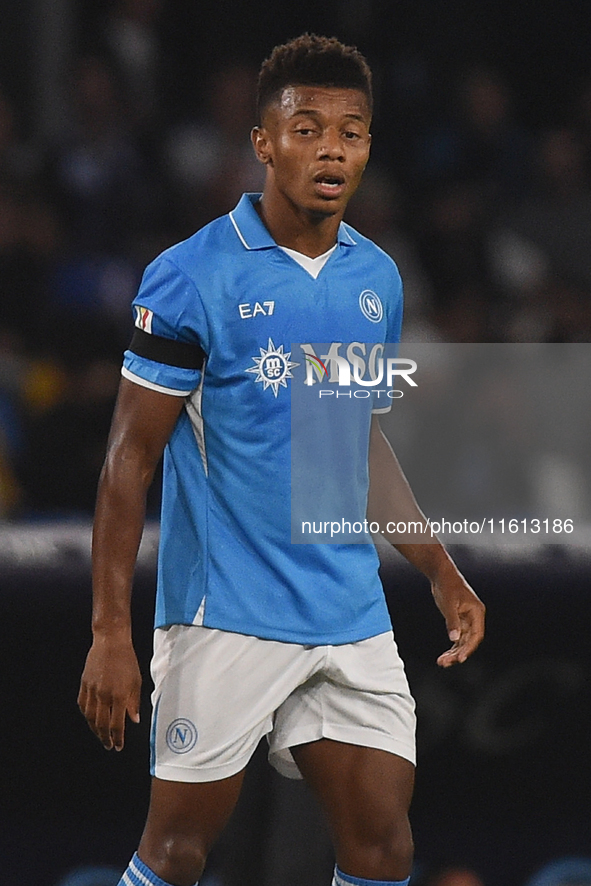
{"left": 139, "top": 772, "right": 245, "bottom": 856}
{"left": 151, "top": 624, "right": 323, "bottom": 783}
{"left": 291, "top": 739, "right": 414, "bottom": 845}
{"left": 270, "top": 630, "right": 416, "bottom": 778}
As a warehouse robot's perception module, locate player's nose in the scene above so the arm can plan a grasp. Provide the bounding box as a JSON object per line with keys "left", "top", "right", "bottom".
{"left": 317, "top": 128, "right": 345, "bottom": 160}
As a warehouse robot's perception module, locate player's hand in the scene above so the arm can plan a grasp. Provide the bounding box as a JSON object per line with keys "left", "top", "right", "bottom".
{"left": 78, "top": 634, "right": 142, "bottom": 751}
{"left": 431, "top": 569, "right": 485, "bottom": 667}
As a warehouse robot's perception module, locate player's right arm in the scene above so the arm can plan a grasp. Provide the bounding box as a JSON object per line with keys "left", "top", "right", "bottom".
{"left": 78, "top": 377, "right": 185, "bottom": 751}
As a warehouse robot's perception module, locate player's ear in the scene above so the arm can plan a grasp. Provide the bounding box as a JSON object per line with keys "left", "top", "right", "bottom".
{"left": 251, "top": 126, "right": 273, "bottom": 166}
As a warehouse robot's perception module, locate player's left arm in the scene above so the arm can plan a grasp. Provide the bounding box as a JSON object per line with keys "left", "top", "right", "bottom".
{"left": 367, "top": 415, "right": 485, "bottom": 667}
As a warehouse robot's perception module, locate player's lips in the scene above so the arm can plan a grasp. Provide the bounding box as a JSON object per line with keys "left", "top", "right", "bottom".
{"left": 313, "top": 170, "right": 346, "bottom": 199}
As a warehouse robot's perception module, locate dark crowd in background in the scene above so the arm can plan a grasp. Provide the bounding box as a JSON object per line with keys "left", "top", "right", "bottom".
{"left": 1, "top": 0, "right": 591, "bottom": 518}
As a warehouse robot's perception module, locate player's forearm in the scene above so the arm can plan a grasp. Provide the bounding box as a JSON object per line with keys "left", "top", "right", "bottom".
{"left": 90, "top": 446, "right": 154, "bottom": 638}
{"left": 391, "top": 539, "right": 460, "bottom": 585}
{"left": 368, "top": 416, "right": 457, "bottom": 582}
{"left": 367, "top": 416, "right": 430, "bottom": 535}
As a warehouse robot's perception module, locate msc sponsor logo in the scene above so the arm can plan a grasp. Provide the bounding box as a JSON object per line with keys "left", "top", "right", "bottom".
{"left": 300, "top": 342, "right": 417, "bottom": 389}
{"left": 166, "top": 718, "right": 198, "bottom": 754}
{"left": 245, "top": 337, "right": 300, "bottom": 397}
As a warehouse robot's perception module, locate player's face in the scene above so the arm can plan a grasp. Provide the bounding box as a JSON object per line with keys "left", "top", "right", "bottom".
{"left": 253, "top": 85, "right": 372, "bottom": 217}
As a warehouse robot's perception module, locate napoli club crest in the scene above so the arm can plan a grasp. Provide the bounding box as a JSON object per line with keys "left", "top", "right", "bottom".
{"left": 359, "top": 290, "right": 383, "bottom": 323}
{"left": 165, "top": 718, "right": 198, "bottom": 754}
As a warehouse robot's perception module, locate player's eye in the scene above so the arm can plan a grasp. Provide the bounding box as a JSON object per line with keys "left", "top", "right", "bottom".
{"left": 295, "top": 127, "right": 316, "bottom": 136}
{"left": 344, "top": 130, "right": 361, "bottom": 140}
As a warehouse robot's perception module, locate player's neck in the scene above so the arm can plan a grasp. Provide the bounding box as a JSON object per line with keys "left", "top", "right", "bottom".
{"left": 256, "top": 191, "right": 342, "bottom": 258}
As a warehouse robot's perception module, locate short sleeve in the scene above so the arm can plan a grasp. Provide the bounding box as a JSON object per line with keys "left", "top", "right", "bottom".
{"left": 372, "top": 268, "right": 403, "bottom": 414}
{"left": 386, "top": 267, "right": 403, "bottom": 344}
{"left": 122, "top": 256, "right": 208, "bottom": 395}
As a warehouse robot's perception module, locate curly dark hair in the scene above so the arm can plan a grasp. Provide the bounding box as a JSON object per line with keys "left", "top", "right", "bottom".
{"left": 257, "top": 33, "right": 373, "bottom": 121}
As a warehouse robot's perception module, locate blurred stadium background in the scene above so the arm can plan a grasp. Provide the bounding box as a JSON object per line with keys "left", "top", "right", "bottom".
{"left": 1, "top": 1, "right": 590, "bottom": 884}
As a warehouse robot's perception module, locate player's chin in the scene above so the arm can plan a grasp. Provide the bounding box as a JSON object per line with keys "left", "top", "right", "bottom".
{"left": 307, "top": 193, "right": 346, "bottom": 217}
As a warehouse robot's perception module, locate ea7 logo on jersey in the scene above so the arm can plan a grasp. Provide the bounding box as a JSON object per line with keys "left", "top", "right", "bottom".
{"left": 246, "top": 338, "right": 299, "bottom": 397}
{"left": 238, "top": 301, "right": 275, "bottom": 318}
{"left": 134, "top": 305, "right": 153, "bottom": 333}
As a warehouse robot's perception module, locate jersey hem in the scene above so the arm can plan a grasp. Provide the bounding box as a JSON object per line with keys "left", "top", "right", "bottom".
{"left": 153, "top": 619, "right": 393, "bottom": 646}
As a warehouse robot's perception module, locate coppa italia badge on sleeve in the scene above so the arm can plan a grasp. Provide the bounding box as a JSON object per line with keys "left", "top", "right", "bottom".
{"left": 134, "top": 306, "right": 154, "bottom": 333}
{"left": 245, "top": 338, "right": 300, "bottom": 397}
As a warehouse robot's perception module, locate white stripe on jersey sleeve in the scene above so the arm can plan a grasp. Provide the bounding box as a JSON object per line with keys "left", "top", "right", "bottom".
{"left": 121, "top": 366, "right": 192, "bottom": 397}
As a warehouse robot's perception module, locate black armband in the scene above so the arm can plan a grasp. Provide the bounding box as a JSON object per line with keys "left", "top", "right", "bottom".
{"left": 128, "top": 328, "right": 206, "bottom": 370}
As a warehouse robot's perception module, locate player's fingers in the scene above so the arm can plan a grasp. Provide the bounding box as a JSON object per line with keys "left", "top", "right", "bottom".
{"left": 436, "top": 609, "right": 461, "bottom": 663}
{"left": 460, "top": 605, "right": 485, "bottom": 656}
{"left": 455, "top": 612, "right": 484, "bottom": 664}
{"left": 437, "top": 645, "right": 461, "bottom": 667}
{"left": 438, "top": 598, "right": 485, "bottom": 667}
{"left": 94, "top": 696, "right": 116, "bottom": 750}
{"left": 127, "top": 689, "right": 141, "bottom": 725}
{"left": 446, "top": 619, "right": 461, "bottom": 644}
{"left": 463, "top": 621, "right": 484, "bottom": 651}
{"left": 457, "top": 633, "right": 481, "bottom": 663}
{"left": 81, "top": 686, "right": 99, "bottom": 732}
{"left": 109, "top": 701, "right": 128, "bottom": 752}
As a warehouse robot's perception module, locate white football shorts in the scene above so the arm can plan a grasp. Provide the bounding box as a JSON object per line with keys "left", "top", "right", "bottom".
{"left": 150, "top": 625, "right": 416, "bottom": 782}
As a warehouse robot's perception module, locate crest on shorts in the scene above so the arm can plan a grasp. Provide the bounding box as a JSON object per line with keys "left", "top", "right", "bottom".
{"left": 165, "top": 718, "right": 198, "bottom": 754}
{"left": 245, "top": 337, "right": 299, "bottom": 397}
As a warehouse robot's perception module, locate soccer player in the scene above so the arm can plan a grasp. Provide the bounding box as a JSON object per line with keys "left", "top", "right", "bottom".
{"left": 78, "top": 34, "right": 485, "bottom": 886}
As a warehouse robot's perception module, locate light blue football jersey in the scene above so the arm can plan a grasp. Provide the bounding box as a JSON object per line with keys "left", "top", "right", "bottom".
{"left": 123, "top": 193, "right": 403, "bottom": 644}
